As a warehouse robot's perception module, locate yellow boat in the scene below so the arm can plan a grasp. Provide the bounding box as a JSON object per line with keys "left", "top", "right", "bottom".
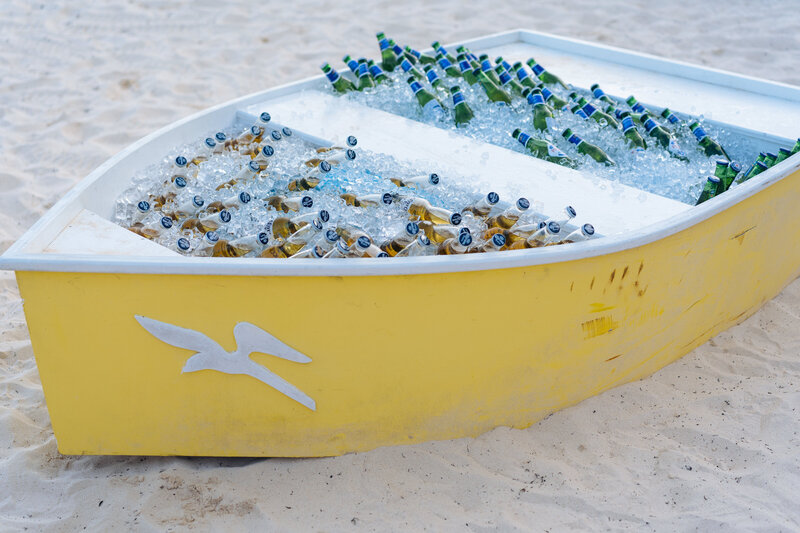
{"left": 2, "top": 30, "right": 799, "bottom": 457}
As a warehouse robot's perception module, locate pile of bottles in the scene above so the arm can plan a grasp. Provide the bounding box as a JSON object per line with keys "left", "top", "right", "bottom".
{"left": 113, "top": 113, "right": 596, "bottom": 259}
{"left": 321, "top": 32, "right": 800, "bottom": 205}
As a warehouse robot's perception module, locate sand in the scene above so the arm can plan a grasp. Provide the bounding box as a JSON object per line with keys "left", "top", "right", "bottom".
{"left": 1, "top": 0, "right": 799, "bottom": 530}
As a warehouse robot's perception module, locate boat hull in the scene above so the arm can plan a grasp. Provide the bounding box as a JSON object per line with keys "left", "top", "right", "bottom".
{"left": 17, "top": 165, "right": 800, "bottom": 456}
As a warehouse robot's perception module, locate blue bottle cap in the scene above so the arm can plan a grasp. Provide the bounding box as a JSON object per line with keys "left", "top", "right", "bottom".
{"left": 318, "top": 210, "right": 330, "bottom": 223}
{"left": 346, "top": 135, "right": 358, "bottom": 146}
{"left": 219, "top": 210, "right": 231, "bottom": 223}
{"left": 301, "top": 196, "right": 313, "bottom": 208}
{"left": 260, "top": 112, "right": 271, "bottom": 123}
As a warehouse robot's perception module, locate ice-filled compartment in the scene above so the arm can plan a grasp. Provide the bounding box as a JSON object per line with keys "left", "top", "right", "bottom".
{"left": 109, "top": 112, "right": 605, "bottom": 259}
{"left": 309, "top": 35, "right": 799, "bottom": 205}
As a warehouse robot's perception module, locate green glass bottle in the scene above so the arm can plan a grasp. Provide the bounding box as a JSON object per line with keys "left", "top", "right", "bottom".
{"left": 523, "top": 88, "right": 556, "bottom": 132}
{"left": 495, "top": 56, "right": 513, "bottom": 72}
{"left": 342, "top": 55, "right": 359, "bottom": 74}
{"left": 696, "top": 176, "right": 721, "bottom": 205}
{"left": 451, "top": 85, "right": 474, "bottom": 127}
{"left": 640, "top": 113, "right": 689, "bottom": 161}
{"left": 539, "top": 85, "right": 568, "bottom": 110}
{"left": 457, "top": 54, "right": 479, "bottom": 85}
{"left": 562, "top": 128, "right": 616, "bottom": 166}
{"left": 619, "top": 113, "right": 647, "bottom": 151}
{"left": 432, "top": 41, "right": 457, "bottom": 64}
{"left": 376, "top": 32, "right": 398, "bottom": 72}
{"left": 356, "top": 59, "right": 375, "bottom": 90}
{"left": 367, "top": 59, "right": 389, "bottom": 84}
{"left": 526, "top": 58, "right": 569, "bottom": 89}
{"left": 495, "top": 65, "right": 525, "bottom": 96}
{"left": 474, "top": 68, "right": 511, "bottom": 105}
{"left": 423, "top": 64, "right": 445, "bottom": 91}
{"left": 511, "top": 128, "right": 576, "bottom": 167}
{"left": 626, "top": 95, "right": 652, "bottom": 115}
{"left": 660, "top": 108, "right": 681, "bottom": 127}
{"left": 741, "top": 152, "right": 767, "bottom": 181}
{"left": 792, "top": 138, "right": 800, "bottom": 154}
{"left": 398, "top": 56, "right": 424, "bottom": 81}
{"left": 436, "top": 54, "right": 462, "bottom": 77}
{"left": 714, "top": 160, "right": 732, "bottom": 191}
{"left": 405, "top": 45, "right": 436, "bottom": 65}
{"left": 774, "top": 148, "right": 793, "bottom": 164}
{"left": 725, "top": 161, "right": 742, "bottom": 189}
{"left": 479, "top": 55, "right": 501, "bottom": 85}
{"left": 590, "top": 83, "right": 615, "bottom": 105}
{"left": 689, "top": 122, "right": 731, "bottom": 160}
{"left": 512, "top": 62, "right": 537, "bottom": 89}
{"left": 577, "top": 97, "right": 620, "bottom": 128}
{"left": 763, "top": 151, "right": 778, "bottom": 167}
{"left": 320, "top": 63, "right": 356, "bottom": 93}
{"left": 407, "top": 77, "right": 444, "bottom": 119}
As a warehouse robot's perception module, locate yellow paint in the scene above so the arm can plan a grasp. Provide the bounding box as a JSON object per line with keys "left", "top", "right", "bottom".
{"left": 15, "top": 168, "right": 800, "bottom": 456}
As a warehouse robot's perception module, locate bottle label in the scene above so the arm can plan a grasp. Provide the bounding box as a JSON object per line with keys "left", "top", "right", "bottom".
{"left": 499, "top": 71, "right": 512, "bottom": 85}
{"left": 220, "top": 210, "right": 231, "bottom": 223}
{"left": 357, "top": 63, "right": 369, "bottom": 78}
{"left": 665, "top": 112, "right": 678, "bottom": 124}
{"left": 531, "top": 93, "right": 546, "bottom": 106}
{"left": 424, "top": 69, "right": 439, "bottom": 84}
{"left": 480, "top": 59, "right": 492, "bottom": 72}
{"left": 378, "top": 37, "right": 389, "bottom": 51}
{"left": 438, "top": 57, "right": 453, "bottom": 70}
{"left": 668, "top": 138, "right": 687, "bottom": 158}
{"left": 345, "top": 59, "right": 358, "bottom": 71}
{"left": 421, "top": 99, "right": 444, "bottom": 119}
{"left": 592, "top": 87, "right": 606, "bottom": 99}
{"left": 260, "top": 112, "right": 271, "bottom": 123}
{"left": 491, "top": 233, "right": 506, "bottom": 247}
{"left": 531, "top": 63, "right": 545, "bottom": 76}
{"left": 400, "top": 59, "right": 412, "bottom": 72}
{"left": 631, "top": 102, "right": 645, "bottom": 113}
{"left": 392, "top": 44, "right": 404, "bottom": 55}
{"left": 692, "top": 125, "right": 708, "bottom": 141}
{"left": 581, "top": 103, "right": 597, "bottom": 117}
{"left": 325, "top": 69, "right": 340, "bottom": 83}
{"left": 517, "top": 131, "right": 531, "bottom": 145}
{"left": 408, "top": 47, "right": 421, "bottom": 59}
{"left": 410, "top": 80, "right": 424, "bottom": 93}
{"left": 621, "top": 116, "right": 635, "bottom": 132}
{"left": 459, "top": 60, "right": 471, "bottom": 73}
{"left": 516, "top": 68, "right": 530, "bottom": 81}
{"left": 453, "top": 91, "right": 465, "bottom": 105}
{"left": 566, "top": 134, "right": 583, "bottom": 147}
{"left": 643, "top": 118, "right": 658, "bottom": 133}
{"left": 369, "top": 65, "right": 383, "bottom": 78}
{"left": 541, "top": 87, "right": 554, "bottom": 101}
{"left": 547, "top": 144, "right": 568, "bottom": 158}
{"left": 575, "top": 109, "right": 589, "bottom": 119}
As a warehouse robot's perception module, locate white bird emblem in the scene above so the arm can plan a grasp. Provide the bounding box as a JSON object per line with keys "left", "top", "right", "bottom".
{"left": 135, "top": 315, "right": 316, "bottom": 411}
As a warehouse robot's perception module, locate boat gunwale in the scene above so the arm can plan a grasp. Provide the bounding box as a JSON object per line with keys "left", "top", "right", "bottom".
{"left": 2, "top": 29, "right": 800, "bottom": 277}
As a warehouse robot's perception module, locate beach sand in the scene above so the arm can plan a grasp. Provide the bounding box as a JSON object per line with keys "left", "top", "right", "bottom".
{"left": 1, "top": 0, "right": 799, "bottom": 530}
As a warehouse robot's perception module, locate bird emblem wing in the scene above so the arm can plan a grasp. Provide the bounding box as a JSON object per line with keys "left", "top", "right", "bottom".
{"left": 233, "top": 322, "right": 312, "bottom": 363}
{"left": 135, "top": 315, "right": 222, "bottom": 354}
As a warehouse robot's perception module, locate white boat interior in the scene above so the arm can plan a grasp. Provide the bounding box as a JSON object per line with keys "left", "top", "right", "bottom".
{"left": 3, "top": 30, "right": 800, "bottom": 274}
